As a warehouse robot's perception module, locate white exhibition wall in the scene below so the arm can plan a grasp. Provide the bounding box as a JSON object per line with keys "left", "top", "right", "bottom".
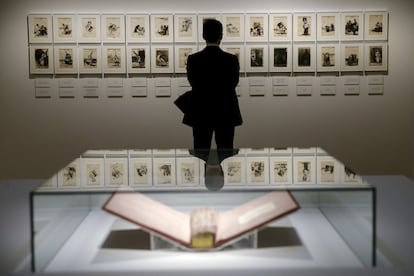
{"left": 0, "top": 0, "right": 413, "bottom": 179}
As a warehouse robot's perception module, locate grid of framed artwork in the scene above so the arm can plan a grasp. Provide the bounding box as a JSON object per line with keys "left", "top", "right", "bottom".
{"left": 38, "top": 147, "right": 364, "bottom": 191}
{"left": 28, "top": 11, "right": 388, "bottom": 75}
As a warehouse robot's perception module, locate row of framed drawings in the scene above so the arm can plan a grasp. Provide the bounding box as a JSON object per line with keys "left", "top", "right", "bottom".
{"left": 29, "top": 42, "right": 388, "bottom": 75}
{"left": 38, "top": 148, "right": 364, "bottom": 191}
{"left": 28, "top": 11, "right": 388, "bottom": 44}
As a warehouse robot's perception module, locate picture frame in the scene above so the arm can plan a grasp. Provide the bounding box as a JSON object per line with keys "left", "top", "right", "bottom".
{"left": 150, "top": 14, "right": 173, "bottom": 43}
{"left": 245, "top": 148, "right": 269, "bottom": 156}
{"left": 269, "top": 13, "right": 292, "bottom": 42}
{"left": 269, "top": 44, "right": 292, "bottom": 73}
{"left": 153, "top": 157, "right": 176, "bottom": 186}
{"left": 293, "top": 43, "right": 316, "bottom": 72}
{"left": 174, "top": 45, "right": 197, "bottom": 73}
{"left": 364, "top": 11, "right": 388, "bottom": 41}
{"left": 269, "top": 147, "right": 293, "bottom": 155}
{"left": 222, "top": 44, "right": 245, "bottom": 72}
{"left": 293, "top": 147, "right": 317, "bottom": 154}
{"left": 127, "top": 45, "right": 150, "bottom": 73}
{"left": 246, "top": 44, "right": 269, "bottom": 72}
{"left": 269, "top": 156, "right": 293, "bottom": 185}
{"left": 317, "top": 43, "right": 339, "bottom": 72}
{"left": 222, "top": 156, "right": 246, "bottom": 186}
{"left": 365, "top": 42, "right": 388, "bottom": 71}
{"left": 151, "top": 45, "right": 174, "bottom": 73}
{"left": 78, "top": 14, "right": 101, "bottom": 43}
{"left": 53, "top": 14, "right": 77, "bottom": 43}
{"left": 316, "top": 156, "right": 340, "bottom": 184}
{"left": 293, "top": 156, "right": 316, "bottom": 184}
{"left": 54, "top": 45, "right": 78, "bottom": 74}
{"left": 341, "top": 12, "right": 364, "bottom": 41}
{"left": 246, "top": 157, "right": 269, "bottom": 185}
{"left": 222, "top": 14, "right": 245, "bottom": 42}
{"left": 341, "top": 165, "right": 363, "bottom": 184}
{"left": 176, "top": 157, "right": 200, "bottom": 186}
{"left": 293, "top": 13, "right": 316, "bottom": 41}
{"left": 28, "top": 14, "right": 53, "bottom": 43}
{"left": 105, "top": 158, "right": 128, "bottom": 187}
{"left": 29, "top": 45, "right": 54, "bottom": 74}
{"left": 81, "top": 157, "right": 105, "bottom": 188}
{"left": 126, "top": 14, "right": 150, "bottom": 43}
{"left": 340, "top": 43, "right": 364, "bottom": 71}
{"left": 103, "top": 45, "right": 126, "bottom": 74}
{"left": 57, "top": 159, "right": 81, "bottom": 189}
{"left": 129, "top": 157, "right": 153, "bottom": 187}
{"left": 317, "top": 13, "right": 339, "bottom": 41}
{"left": 245, "top": 14, "right": 268, "bottom": 42}
{"left": 174, "top": 14, "right": 197, "bottom": 43}
{"left": 101, "top": 14, "right": 125, "bottom": 43}
{"left": 78, "top": 45, "right": 101, "bottom": 74}
{"left": 197, "top": 14, "right": 222, "bottom": 42}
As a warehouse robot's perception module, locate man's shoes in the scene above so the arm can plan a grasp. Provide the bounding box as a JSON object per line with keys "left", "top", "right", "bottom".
{"left": 204, "top": 164, "right": 224, "bottom": 191}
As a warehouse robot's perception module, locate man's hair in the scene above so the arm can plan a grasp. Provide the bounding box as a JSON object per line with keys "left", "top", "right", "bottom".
{"left": 202, "top": 19, "right": 223, "bottom": 43}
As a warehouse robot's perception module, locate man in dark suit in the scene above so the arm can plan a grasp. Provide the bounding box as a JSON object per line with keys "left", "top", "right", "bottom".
{"left": 185, "top": 19, "right": 243, "bottom": 189}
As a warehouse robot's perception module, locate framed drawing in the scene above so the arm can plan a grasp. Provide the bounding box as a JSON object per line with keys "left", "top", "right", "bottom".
{"left": 341, "top": 43, "right": 364, "bottom": 71}
{"left": 269, "top": 13, "right": 292, "bottom": 42}
{"left": 269, "top": 44, "right": 292, "bottom": 73}
{"left": 174, "top": 14, "right": 197, "bottom": 42}
{"left": 341, "top": 165, "right": 363, "bottom": 184}
{"left": 153, "top": 157, "right": 176, "bottom": 186}
{"left": 102, "top": 14, "right": 125, "bottom": 43}
{"left": 293, "top": 13, "right": 316, "bottom": 41}
{"left": 78, "top": 46, "right": 101, "bottom": 74}
{"left": 245, "top": 14, "right": 268, "bottom": 42}
{"left": 176, "top": 157, "right": 200, "bottom": 186}
{"left": 151, "top": 14, "right": 173, "bottom": 43}
{"left": 246, "top": 44, "right": 268, "bottom": 72}
{"left": 53, "top": 14, "right": 77, "bottom": 43}
{"left": 28, "top": 14, "right": 52, "bottom": 43}
{"left": 246, "top": 157, "right": 269, "bottom": 185}
{"left": 105, "top": 158, "right": 128, "bottom": 187}
{"left": 198, "top": 14, "right": 222, "bottom": 42}
{"left": 293, "top": 156, "right": 316, "bottom": 184}
{"left": 127, "top": 45, "right": 150, "bottom": 73}
{"left": 222, "top": 156, "right": 245, "bottom": 186}
{"left": 293, "top": 44, "right": 316, "bottom": 72}
{"left": 316, "top": 156, "right": 340, "bottom": 184}
{"left": 57, "top": 159, "right": 81, "bottom": 189}
{"left": 174, "top": 45, "right": 197, "bottom": 73}
{"left": 103, "top": 45, "right": 126, "bottom": 74}
{"left": 365, "top": 11, "right": 388, "bottom": 41}
{"left": 317, "top": 13, "right": 339, "bottom": 41}
{"left": 317, "top": 43, "right": 339, "bottom": 72}
{"left": 151, "top": 45, "right": 174, "bottom": 73}
{"left": 222, "top": 44, "right": 245, "bottom": 72}
{"left": 269, "top": 156, "right": 292, "bottom": 185}
{"left": 78, "top": 14, "right": 101, "bottom": 43}
{"left": 54, "top": 45, "right": 78, "bottom": 74}
{"left": 129, "top": 157, "right": 153, "bottom": 187}
{"left": 29, "top": 45, "right": 54, "bottom": 74}
{"left": 365, "top": 42, "right": 387, "bottom": 71}
{"left": 81, "top": 158, "right": 105, "bottom": 188}
{"left": 126, "top": 14, "right": 150, "bottom": 42}
{"left": 341, "top": 12, "right": 363, "bottom": 41}
{"left": 222, "top": 14, "right": 244, "bottom": 42}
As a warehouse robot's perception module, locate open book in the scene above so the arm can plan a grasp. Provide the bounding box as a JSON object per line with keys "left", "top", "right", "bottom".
{"left": 102, "top": 191, "right": 300, "bottom": 249}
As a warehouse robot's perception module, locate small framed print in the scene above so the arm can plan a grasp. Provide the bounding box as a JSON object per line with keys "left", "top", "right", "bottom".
{"left": 177, "top": 157, "right": 200, "bottom": 186}
{"left": 28, "top": 14, "right": 52, "bottom": 43}
{"left": 127, "top": 45, "right": 150, "bottom": 73}
{"left": 246, "top": 157, "right": 269, "bottom": 185}
{"left": 341, "top": 43, "right": 364, "bottom": 71}
{"left": 174, "top": 14, "right": 197, "bottom": 42}
{"left": 29, "top": 45, "right": 54, "bottom": 74}
{"left": 105, "top": 158, "right": 128, "bottom": 187}
{"left": 365, "top": 43, "right": 387, "bottom": 71}
{"left": 58, "top": 159, "right": 81, "bottom": 189}
{"left": 269, "top": 13, "right": 292, "bottom": 42}
{"left": 151, "top": 14, "right": 173, "bottom": 43}
{"left": 365, "top": 11, "right": 388, "bottom": 41}
{"left": 269, "top": 156, "right": 292, "bottom": 185}
{"left": 153, "top": 158, "right": 176, "bottom": 186}
{"left": 102, "top": 14, "right": 125, "bottom": 43}
{"left": 78, "top": 14, "right": 101, "bottom": 43}
{"left": 293, "top": 13, "right": 316, "bottom": 41}
{"left": 198, "top": 14, "right": 222, "bottom": 42}
{"left": 246, "top": 45, "right": 269, "bottom": 72}
{"left": 222, "top": 44, "right": 245, "bottom": 72}
{"left": 54, "top": 45, "right": 78, "bottom": 74}
{"left": 78, "top": 46, "right": 101, "bottom": 74}
{"left": 317, "top": 13, "right": 339, "bottom": 41}
{"left": 293, "top": 156, "right": 316, "bottom": 184}
{"left": 293, "top": 44, "right": 316, "bottom": 72}
{"left": 341, "top": 13, "right": 363, "bottom": 41}
{"left": 317, "top": 43, "right": 339, "bottom": 72}
{"left": 103, "top": 45, "right": 126, "bottom": 74}
{"left": 223, "top": 156, "right": 245, "bottom": 186}
{"left": 81, "top": 158, "right": 105, "bottom": 188}
{"left": 222, "top": 14, "right": 245, "bottom": 42}
{"left": 317, "top": 156, "right": 340, "bottom": 184}
{"left": 341, "top": 165, "right": 363, "bottom": 184}
{"left": 53, "top": 14, "right": 77, "bottom": 43}
{"left": 245, "top": 14, "right": 268, "bottom": 42}
{"left": 151, "top": 45, "right": 174, "bottom": 73}
{"left": 269, "top": 44, "right": 292, "bottom": 73}
{"left": 129, "top": 157, "right": 153, "bottom": 187}
{"left": 175, "top": 45, "right": 197, "bottom": 73}
{"left": 126, "top": 14, "right": 150, "bottom": 42}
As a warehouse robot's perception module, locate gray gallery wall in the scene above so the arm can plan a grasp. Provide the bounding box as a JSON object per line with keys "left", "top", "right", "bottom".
{"left": 0, "top": 0, "right": 413, "bottom": 180}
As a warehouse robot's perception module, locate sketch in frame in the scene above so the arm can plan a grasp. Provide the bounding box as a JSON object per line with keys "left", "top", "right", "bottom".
{"left": 246, "top": 45, "right": 268, "bottom": 72}
{"left": 127, "top": 45, "right": 150, "bottom": 73}
{"left": 293, "top": 156, "right": 315, "bottom": 184}
{"left": 293, "top": 44, "right": 316, "bottom": 72}
{"left": 151, "top": 45, "right": 173, "bottom": 73}
{"left": 30, "top": 45, "right": 54, "bottom": 74}
{"left": 245, "top": 14, "right": 268, "bottom": 42}
{"left": 103, "top": 46, "right": 125, "bottom": 74}
{"left": 342, "top": 165, "right": 363, "bottom": 184}
{"left": 293, "top": 13, "right": 316, "bottom": 41}
{"left": 81, "top": 158, "right": 104, "bottom": 188}
{"left": 365, "top": 43, "right": 387, "bottom": 71}
{"left": 222, "top": 44, "right": 245, "bottom": 72}
{"left": 58, "top": 160, "right": 81, "bottom": 188}
{"left": 177, "top": 157, "right": 200, "bottom": 186}
{"left": 270, "top": 156, "right": 292, "bottom": 185}
{"left": 174, "top": 14, "right": 197, "bottom": 42}
{"left": 246, "top": 157, "right": 269, "bottom": 185}
{"left": 317, "top": 13, "right": 339, "bottom": 41}
{"left": 28, "top": 14, "right": 52, "bottom": 43}
{"left": 153, "top": 158, "right": 176, "bottom": 186}
{"left": 105, "top": 158, "right": 128, "bottom": 187}
{"left": 198, "top": 14, "right": 222, "bottom": 42}
{"left": 102, "top": 14, "right": 125, "bottom": 43}
{"left": 223, "top": 157, "right": 245, "bottom": 185}
{"left": 269, "top": 13, "right": 292, "bottom": 42}
{"left": 78, "top": 46, "right": 101, "bottom": 74}
{"left": 151, "top": 14, "right": 173, "bottom": 43}
{"left": 317, "top": 157, "right": 339, "bottom": 184}
{"left": 341, "top": 13, "right": 363, "bottom": 41}
{"left": 53, "top": 14, "right": 76, "bottom": 43}
{"left": 365, "top": 11, "right": 388, "bottom": 41}
{"left": 340, "top": 43, "right": 363, "bottom": 71}
{"left": 54, "top": 46, "right": 78, "bottom": 74}
{"left": 175, "top": 45, "right": 197, "bottom": 73}
{"left": 317, "top": 44, "right": 339, "bottom": 72}
{"left": 78, "top": 14, "right": 101, "bottom": 43}
{"left": 129, "top": 158, "right": 153, "bottom": 187}
{"left": 269, "top": 44, "right": 292, "bottom": 73}
{"left": 126, "top": 14, "right": 150, "bottom": 42}
{"left": 222, "top": 14, "right": 244, "bottom": 42}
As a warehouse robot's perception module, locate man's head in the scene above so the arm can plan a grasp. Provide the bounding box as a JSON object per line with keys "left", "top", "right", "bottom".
{"left": 202, "top": 19, "right": 223, "bottom": 44}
